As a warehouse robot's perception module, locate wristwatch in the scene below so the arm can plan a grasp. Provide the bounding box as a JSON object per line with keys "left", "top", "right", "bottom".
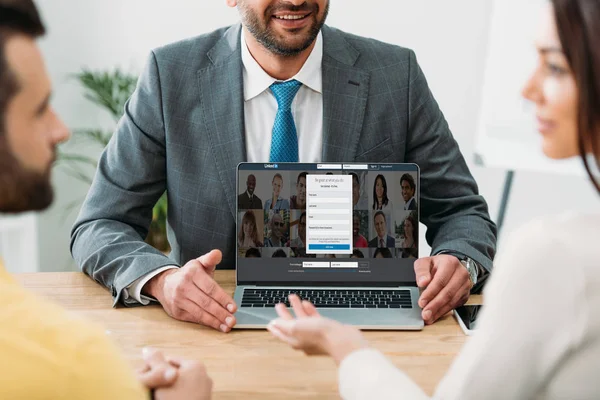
{"left": 437, "top": 251, "right": 478, "bottom": 286}
{"left": 459, "top": 256, "right": 478, "bottom": 287}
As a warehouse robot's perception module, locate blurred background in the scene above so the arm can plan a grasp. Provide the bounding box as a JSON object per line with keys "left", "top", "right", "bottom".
{"left": 1, "top": 0, "right": 598, "bottom": 273}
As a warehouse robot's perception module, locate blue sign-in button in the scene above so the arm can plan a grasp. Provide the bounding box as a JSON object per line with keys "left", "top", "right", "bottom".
{"left": 308, "top": 244, "right": 351, "bottom": 251}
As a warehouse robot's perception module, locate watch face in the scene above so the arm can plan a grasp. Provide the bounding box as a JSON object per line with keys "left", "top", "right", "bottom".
{"left": 462, "top": 259, "right": 477, "bottom": 285}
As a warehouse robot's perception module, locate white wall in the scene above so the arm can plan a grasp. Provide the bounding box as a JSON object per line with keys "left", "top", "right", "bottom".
{"left": 33, "top": 0, "right": 599, "bottom": 272}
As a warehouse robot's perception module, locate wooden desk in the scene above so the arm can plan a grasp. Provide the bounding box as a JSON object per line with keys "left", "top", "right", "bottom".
{"left": 15, "top": 271, "right": 480, "bottom": 399}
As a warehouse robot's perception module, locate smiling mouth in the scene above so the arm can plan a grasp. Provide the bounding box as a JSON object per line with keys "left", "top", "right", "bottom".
{"left": 273, "top": 13, "right": 311, "bottom": 21}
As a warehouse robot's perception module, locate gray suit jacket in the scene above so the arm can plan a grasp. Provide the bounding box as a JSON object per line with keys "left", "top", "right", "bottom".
{"left": 71, "top": 24, "right": 497, "bottom": 305}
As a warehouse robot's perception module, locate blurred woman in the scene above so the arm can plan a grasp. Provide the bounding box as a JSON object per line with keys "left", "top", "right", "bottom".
{"left": 267, "top": 1, "right": 600, "bottom": 398}
{"left": 237, "top": 211, "right": 263, "bottom": 247}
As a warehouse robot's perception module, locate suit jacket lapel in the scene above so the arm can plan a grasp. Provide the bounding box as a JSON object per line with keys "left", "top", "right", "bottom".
{"left": 321, "top": 25, "right": 370, "bottom": 163}
{"left": 198, "top": 24, "right": 246, "bottom": 220}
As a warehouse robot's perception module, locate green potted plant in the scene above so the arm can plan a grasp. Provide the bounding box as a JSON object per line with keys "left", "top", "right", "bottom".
{"left": 59, "top": 68, "right": 170, "bottom": 252}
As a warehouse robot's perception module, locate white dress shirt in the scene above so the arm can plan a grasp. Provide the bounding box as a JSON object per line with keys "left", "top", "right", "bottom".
{"left": 242, "top": 29, "right": 323, "bottom": 163}
{"left": 339, "top": 212, "right": 600, "bottom": 399}
{"left": 123, "top": 29, "right": 325, "bottom": 305}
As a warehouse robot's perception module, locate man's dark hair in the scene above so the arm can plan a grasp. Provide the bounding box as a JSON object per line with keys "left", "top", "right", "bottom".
{"left": 0, "top": 0, "right": 46, "bottom": 137}
{"left": 296, "top": 171, "right": 308, "bottom": 184}
{"left": 400, "top": 173, "right": 416, "bottom": 191}
{"left": 349, "top": 172, "right": 359, "bottom": 185}
{"left": 374, "top": 210, "right": 386, "bottom": 222}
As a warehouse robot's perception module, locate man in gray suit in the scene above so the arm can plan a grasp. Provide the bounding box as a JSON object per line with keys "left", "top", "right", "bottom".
{"left": 71, "top": 0, "right": 497, "bottom": 331}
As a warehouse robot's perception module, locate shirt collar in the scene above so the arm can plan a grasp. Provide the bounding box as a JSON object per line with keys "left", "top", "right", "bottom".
{"left": 241, "top": 29, "right": 323, "bottom": 101}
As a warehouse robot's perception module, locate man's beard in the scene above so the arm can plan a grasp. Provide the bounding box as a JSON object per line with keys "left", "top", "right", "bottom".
{"left": 240, "top": 1, "right": 329, "bottom": 57}
{"left": 0, "top": 139, "right": 54, "bottom": 213}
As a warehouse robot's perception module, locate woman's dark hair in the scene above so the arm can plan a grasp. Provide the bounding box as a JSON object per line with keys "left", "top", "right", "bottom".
{"left": 244, "top": 247, "right": 261, "bottom": 258}
{"left": 272, "top": 249, "right": 287, "bottom": 258}
{"left": 352, "top": 249, "right": 365, "bottom": 258}
{"left": 552, "top": 0, "right": 600, "bottom": 194}
{"left": 372, "top": 174, "right": 389, "bottom": 209}
{"left": 0, "top": 0, "right": 45, "bottom": 138}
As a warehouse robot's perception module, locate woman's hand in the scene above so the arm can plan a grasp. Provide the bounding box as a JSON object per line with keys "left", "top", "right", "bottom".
{"left": 267, "top": 294, "right": 368, "bottom": 365}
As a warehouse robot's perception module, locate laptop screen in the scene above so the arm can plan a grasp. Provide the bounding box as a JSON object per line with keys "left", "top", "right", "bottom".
{"left": 236, "top": 163, "right": 419, "bottom": 286}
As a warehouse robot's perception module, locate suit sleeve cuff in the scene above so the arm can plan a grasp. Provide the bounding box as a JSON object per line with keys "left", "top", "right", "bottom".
{"left": 121, "top": 265, "right": 178, "bottom": 306}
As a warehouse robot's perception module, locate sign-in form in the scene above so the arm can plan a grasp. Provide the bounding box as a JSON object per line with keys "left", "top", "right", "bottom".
{"left": 306, "top": 174, "right": 353, "bottom": 255}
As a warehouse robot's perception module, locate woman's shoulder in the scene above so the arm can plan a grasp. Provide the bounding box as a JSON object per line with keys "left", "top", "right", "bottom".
{"left": 509, "top": 212, "right": 598, "bottom": 246}
{"left": 497, "top": 212, "right": 600, "bottom": 275}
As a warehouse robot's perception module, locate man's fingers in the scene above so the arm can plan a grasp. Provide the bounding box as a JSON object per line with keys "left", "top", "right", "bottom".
{"left": 421, "top": 268, "right": 467, "bottom": 320}
{"left": 192, "top": 267, "right": 237, "bottom": 313}
{"left": 185, "top": 287, "right": 236, "bottom": 328}
{"left": 414, "top": 258, "right": 433, "bottom": 288}
{"left": 424, "top": 302, "right": 454, "bottom": 326}
{"left": 424, "top": 280, "right": 471, "bottom": 324}
{"left": 275, "top": 303, "right": 294, "bottom": 320}
{"left": 176, "top": 300, "right": 230, "bottom": 332}
{"left": 196, "top": 249, "right": 223, "bottom": 275}
{"left": 289, "top": 294, "right": 308, "bottom": 318}
{"left": 418, "top": 263, "right": 454, "bottom": 308}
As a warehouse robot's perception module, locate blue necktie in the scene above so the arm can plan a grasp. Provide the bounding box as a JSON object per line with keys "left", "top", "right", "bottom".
{"left": 269, "top": 80, "right": 302, "bottom": 162}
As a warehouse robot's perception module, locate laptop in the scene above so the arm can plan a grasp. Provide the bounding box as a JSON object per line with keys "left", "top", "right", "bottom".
{"left": 233, "top": 163, "right": 423, "bottom": 330}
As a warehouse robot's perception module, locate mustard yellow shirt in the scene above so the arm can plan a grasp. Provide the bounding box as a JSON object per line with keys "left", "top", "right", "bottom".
{"left": 0, "top": 261, "right": 147, "bottom": 399}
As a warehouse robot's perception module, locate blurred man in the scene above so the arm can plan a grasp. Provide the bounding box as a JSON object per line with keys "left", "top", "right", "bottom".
{"left": 72, "top": 0, "right": 496, "bottom": 328}
{"left": 238, "top": 174, "right": 263, "bottom": 209}
{"left": 0, "top": 1, "right": 211, "bottom": 398}
{"left": 400, "top": 173, "right": 417, "bottom": 210}
{"left": 368, "top": 212, "right": 395, "bottom": 248}
{"left": 290, "top": 171, "right": 307, "bottom": 209}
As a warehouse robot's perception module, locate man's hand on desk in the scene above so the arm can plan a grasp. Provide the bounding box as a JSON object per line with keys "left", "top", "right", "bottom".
{"left": 142, "top": 249, "right": 238, "bottom": 332}
{"left": 414, "top": 255, "right": 472, "bottom": 325}
{"left": 138, "top": 348, "right": 213, "bottom": 400}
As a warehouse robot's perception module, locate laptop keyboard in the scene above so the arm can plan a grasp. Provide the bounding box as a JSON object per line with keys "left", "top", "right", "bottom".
{"left": 241, "top": 289, "right": 412, "bottom": 309}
